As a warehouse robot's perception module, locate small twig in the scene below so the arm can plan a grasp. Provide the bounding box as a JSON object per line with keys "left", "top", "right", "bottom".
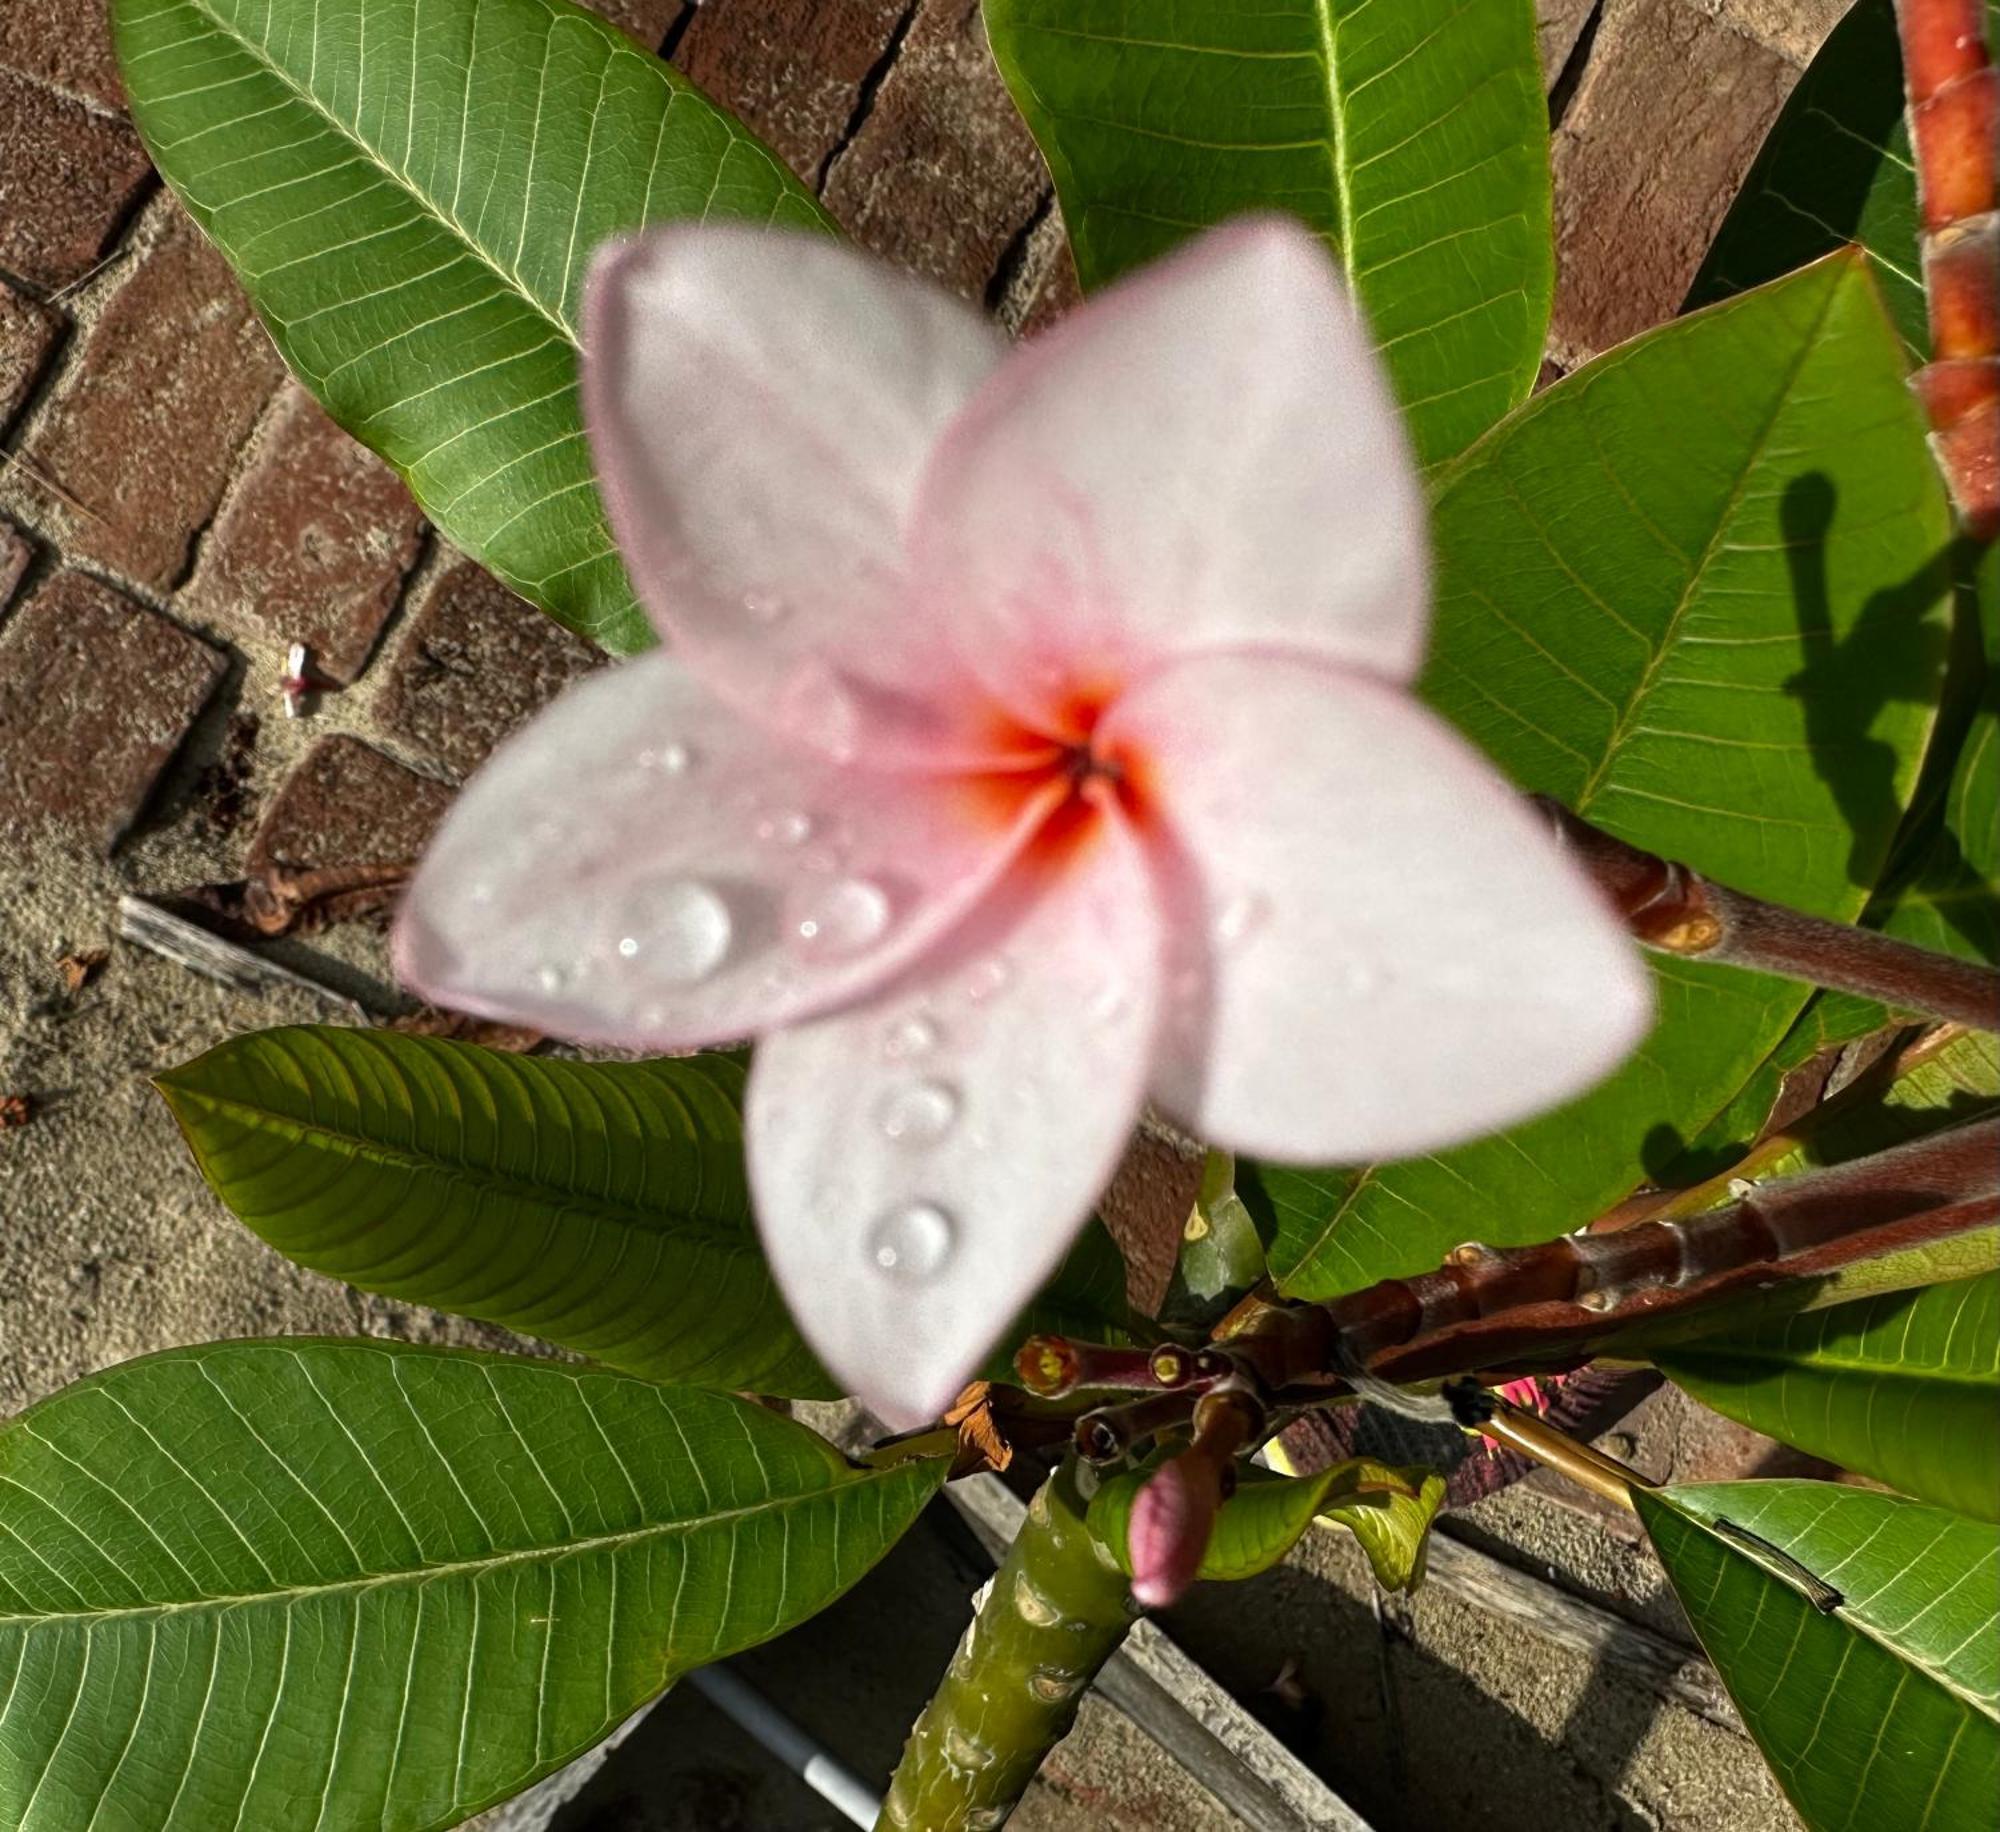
{"left": 116, "top": 894, "right": 374, "bottom": 1020}
{"left": 1536, "top": 798, "right": 2000, "bottom": 1030}
{"left": 0, "top": 447, "right": 111, "bottom": 528}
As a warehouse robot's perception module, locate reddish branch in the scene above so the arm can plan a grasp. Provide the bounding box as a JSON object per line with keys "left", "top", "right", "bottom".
{"left": 1216, "top": 1114, "right": 1999, "bottom": 1391}
{"left": 1895, "top": 0, "right": 1999, "bottom": 536}
{"left": 1536, "top": 799, "right": 2000, "bottom": 1032}
{"left": 1007, "top": 1118, "right": 1997, "bottom": 1474}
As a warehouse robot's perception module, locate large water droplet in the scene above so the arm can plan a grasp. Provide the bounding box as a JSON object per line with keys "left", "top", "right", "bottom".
{"left": 636, "top": 740, "right": 695, "bottom": 776}
{"left": 877, "top": 1079, "right": 959, "bottom": 1146}
{"left": 613, "top": 878, "right": 733, "bottom": 982}
{"left": 868, "top": 1201, "right": 954, "bottom": 1280}
{"left": 792, "top": 876, "right": 891, "bottom": 955}
{"left": 1214, "top": 892, "right": 1269, "bottom": 949}
{"left": 882, "top": 1015, "right": 939, "bottom": 1060}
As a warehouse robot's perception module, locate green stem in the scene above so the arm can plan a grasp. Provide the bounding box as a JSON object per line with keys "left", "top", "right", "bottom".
{"left": 877, "top": 1459, "right": 1136, "bottom": 1830}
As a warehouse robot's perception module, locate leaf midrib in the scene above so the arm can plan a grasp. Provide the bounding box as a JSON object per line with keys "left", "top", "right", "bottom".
{"left": 1661, "top": 1493, "right": 2000, "bottom": 1719}
{"left": 163, "top": 1081, "right": 755, "bottom": 1259}
{"left": 179, "top": 0, "right": 587, "bottom": 344}
{"left": 1571, "top": 262, "right": 1852, "bottom": 818}
{"left": 0, "top": 1478, "right": 871, "bottom": 1630}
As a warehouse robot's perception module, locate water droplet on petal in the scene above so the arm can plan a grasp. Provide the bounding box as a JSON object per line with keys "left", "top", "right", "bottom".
{"left": 613, "top": 878, "right": 732, "bottom": 982}
{"left": 882, "top": 1015, "right": 938, "bottom": 1060}
{"left": 868, "top": 1201, "right": 954, "bottom": 1280}
{"left": 792, "top": 876, "right": 892, "bottom": 955}
{"left": 1013, "top": 1570, "right": 1059, "bottom": 1627}
{"left": 1214, "top": 892, "right": 1269, "bottom": 949}
{"left": 637, "top": 741, "right": 695, "bottom": 775}
{"left": 966, "top": 956, "right": 1011, "bottom": 1002}
{"left": 877, "top": 1080, "right": 959, "bottom": 1146}
{"left": 755, "top": 809, "right": 815, "bottom": 847}
{"left": 1087, "top": 979, "right": 1131, "bottom": 1025}
{"left": 534, "top": 962, "right": 570, "bottom": 994}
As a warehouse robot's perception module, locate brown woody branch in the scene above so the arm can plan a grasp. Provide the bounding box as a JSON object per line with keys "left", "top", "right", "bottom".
{"left": 1535, "top": 798, "right": 2000, "bottom": 1032}
{"left": 1217, "top": 1114, "right": 1998, "bottom": 1392}
{"left": 1895, "top": 0, "right": 1999, "bottom": 536}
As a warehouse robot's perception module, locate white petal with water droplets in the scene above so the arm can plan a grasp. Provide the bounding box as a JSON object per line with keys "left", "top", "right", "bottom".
{"left": 911, "top": 218, "right": 1428, "bottom": 733}
{"left": 1103, "top": 652, "right": 1653, "bottom": 1163}
{"left": 584, "top": 226, "right": 1027, "bottom": 766}
{"left": 396, "top": 653, "right": 1054, "bottom": 1049}
{"left": 747, "top": 819, "right": 1164, "bottom": 1427}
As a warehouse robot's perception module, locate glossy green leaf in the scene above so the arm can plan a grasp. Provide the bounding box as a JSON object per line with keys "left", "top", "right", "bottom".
{"left": 1159, "top": 1150, "right": 1268, "bottom": 1330}
{"left": 1659, "top": 1272, "right": 2000, "bottom": 1520}
{"left": 1690, "top": 0, "right": 1929, "bottom": 352}
{"left": 1257, "top": 252, "right": 1953, "bottom": 1301}
{"left": 0, "top": 1341, "right": 944, "bottom": 1830}
{"left": 1089, "top": 1456, "right": 1442, "bottom": 1592}
{"left": 156, "top": 1025, "right": 837, "bottom": 1398}
{"left": 982, "top": 0, "right": 1552, "bottom": 466}
{"left": 114, "top": 0, "right": 830, "bottom": 653}
{"left": 1638, "top": 1481, "right": 1999, "bottom": 1832}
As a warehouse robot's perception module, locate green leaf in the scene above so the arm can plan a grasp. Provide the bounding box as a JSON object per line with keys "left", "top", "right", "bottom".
{"left": 0, "top": 1341, "right": 944, "bottom": 1830}
{"left": 1088, "top": 1456, "right": 1442, "bottom": 1592}
{"left": 1160, "top": 1150, "right": 1268, "bottom": 1331}
{"left": 1637, "top": 1481, "right": 1999, "bottom": 1832}
{"left": 113, "top": 0, "right": 830, "bottom": 653}
{"left": 1875, "top": 551, "right": 1999, "bottom": 965}
{"left": 982, "top": 0, "right": 1552, "bottom": 466}
{"left": 156, "top": 1025, "right": 836, "bottom": 1399}
{"left": 1257, "top": 252, "right": 1953, "bottom": 1301}
{"left": 1658, "top": 1273, "right": 2000, "bottom": 1521}
{"left": 1690, "top": 0, "right": 1930, "bottom": 353}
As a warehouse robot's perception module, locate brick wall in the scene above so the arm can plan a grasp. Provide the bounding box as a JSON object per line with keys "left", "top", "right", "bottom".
{"left": 0, "top": 0, "right": 1839, "bottom": 897}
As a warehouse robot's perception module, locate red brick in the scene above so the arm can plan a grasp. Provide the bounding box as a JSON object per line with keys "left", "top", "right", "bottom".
{"left": 822, "top": 0, "right": 1049, "bottom": 300}
{"left": 586, "top": 0, "right": 686, "bottom": 51}
{"left": 0, "top": 278, "right": 60, "bottom": 430}
{"left": 246, "top": 736, "right": 455, "bottom": 878}
{"left": 184, "top": 382, "right": 426, "bottom": 684}
{"left": 1549, "top": 0, "right": 1798, "bottom": 367}
{"left": 0, "top": 570, "right": 225, "bottom": 851}
{"left": 0, "top": 70, "right": 152, "bottom": 292}
{"left": 0, "top": 520, "right": 29, "bottom": 608}
{"left": 0, "top": 0, "right": 126, "bottom": 114}
{"left": 376, "top": 559, "right": 601, "bottom": 780}
{"left": 674, "top": 0, "right": 907, "bottom": 182}
{"left": 17, "top": 202, "right": 285, "bottom": 590}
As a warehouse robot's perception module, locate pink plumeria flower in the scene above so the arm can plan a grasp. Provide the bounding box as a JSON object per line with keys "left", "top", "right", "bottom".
{"left": 396, "top": 218, "right": 1651, "bottom": 1427}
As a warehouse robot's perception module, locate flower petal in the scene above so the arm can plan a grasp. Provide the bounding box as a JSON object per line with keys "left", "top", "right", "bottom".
{"left": 746, "top": 811, "right": 1163, "bottom": 1427}
{"left": 395, "top": 652, "right": 1053, "bottom": 1049}
{"left": 1103, "top": 653, "right": 1653, "bottom": 1163}
{"left": 911, "top": 217, "right": 1428, "bottom": 733}
{"left": 583, "top": 225, "right": 1022, "bottom": 764}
